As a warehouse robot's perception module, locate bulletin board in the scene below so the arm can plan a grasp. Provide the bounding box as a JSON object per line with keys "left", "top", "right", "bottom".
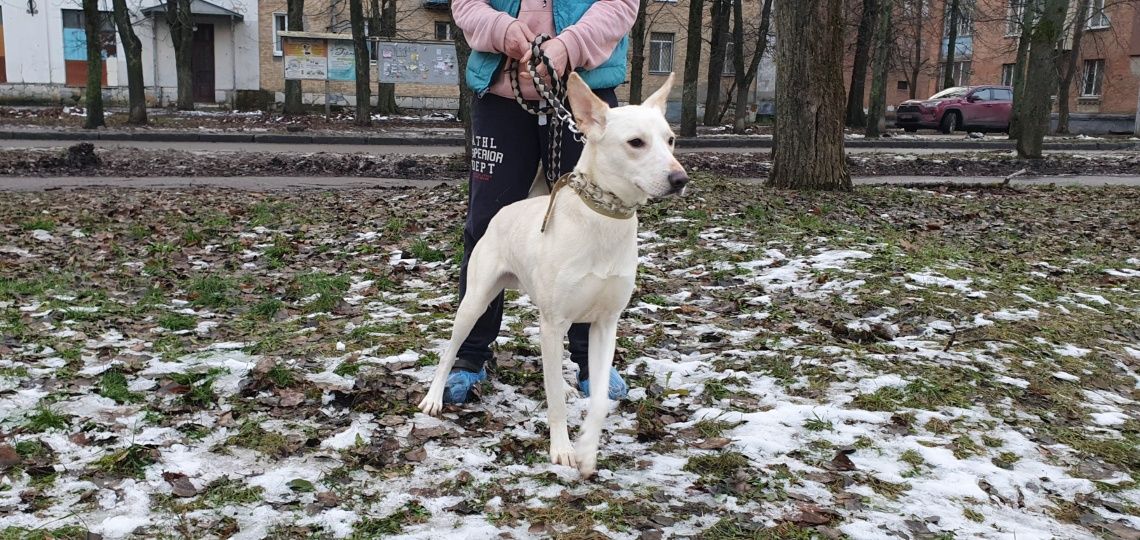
{"left": 376, "top": 41, "right": 458, "bottom": 85}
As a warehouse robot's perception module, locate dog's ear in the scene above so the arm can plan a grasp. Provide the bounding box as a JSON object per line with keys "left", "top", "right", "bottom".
{"left": 643, "top": 72, "right": 675, "bottom": 113}
{"left": 567, "top": 72, "right": 608, "bottom": 136}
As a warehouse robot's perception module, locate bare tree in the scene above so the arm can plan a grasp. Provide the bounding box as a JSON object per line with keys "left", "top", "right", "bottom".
{"left": 1008, "top": 0, "right": 1037, "bottom": 139}
{"left": 283, "top": 0, "right": 305, "bottom": 115}
{"left": 350, "top": 0, "right": 371, "bottom": 126}
{"left": 1056, "top": 0, "right": 1090, "bottom": 133}
{"left": 895, "top": 0, "right": 927, "bottom": 99}
{"left": 703, "top": 0, "right": 731, "bottom": 125}
{"left": 453, "top": 22, "right": 473, "bottom": 161}
{"left": 846, "top": 0, "right": 877, "bottom": 127}
{"left": 866, "top": 0, "right": 893, "bottom": 136}
{"left": 628, "top": 0, "right": 650, "bottom": 104}
{"left": 373, "top": 0, "right": 398, "bottom": 114}
{"left": 942, "top": 0, "right": 961, "bottom": 90}
{"left": 723, "top": 0, "right": 773, "bottom": 132}
{"left": 1017, "top": 0, "right": 1069, "bottom": 158}
{"left": 166, "top": 0, "right": 194, "bottom": 110}
{"left": 771, "top": 0, "right": 851, "bottom": 190}
{"left": 83, "top": 0, "right": 105, "bottom": 129}
{"left": 680, "top": 0, "right": 706, "bottom": 137}
{"left": 111, "top": 0, "right": 145, "bottom": 124}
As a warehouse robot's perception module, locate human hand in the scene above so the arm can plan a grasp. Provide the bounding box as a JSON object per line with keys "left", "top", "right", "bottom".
{"left": 504, "top": 21, "right": 536, "bottom": 60}
{"left": 520, "top": 37, "right": 570, "bottom": 86}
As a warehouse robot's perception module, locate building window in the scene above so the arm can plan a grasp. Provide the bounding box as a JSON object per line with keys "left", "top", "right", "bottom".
{"left": 939, "top": 60, "right": 971, "bottom": 88}
{"left": 273, "top": 13, "right": 287, "bottom": 56}
{"left": 722, "top": 41, "right": 734, "bottom": 75}
{"left": 897, "top": 80, "right": 909, "bottom": 91}
{"left": 1087, "top": 0, "right": 1109, "bottom": 29}
{"left": 649, "top": 32, "right": 674, "bottom": 74}
{"left": 944, "top": 1, "right": 972, "bottom": 37}
{"left": 1001, "top": 63, "right": 1016, "bottom": 86}
{"left": 1081, "top": 59, "right": 1105, "bottom": 96}
{"left": 434, "top": 21, "right": 453, "bottom": 41}
{"left": 1006, "top": 0, "right": 1023, "bottom": 35}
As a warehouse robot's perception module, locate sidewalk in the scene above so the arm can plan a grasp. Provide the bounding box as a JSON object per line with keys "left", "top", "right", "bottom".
{"left": 2, "top": 127, "right": 1138, "bottom": 151}
{"left": 3, "top": 175, "right": 1137, "bottom": 191}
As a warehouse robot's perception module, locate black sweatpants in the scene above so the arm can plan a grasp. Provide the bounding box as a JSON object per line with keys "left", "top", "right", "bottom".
{"left": 452, "top": 88, "right": 619, "bottom": 381}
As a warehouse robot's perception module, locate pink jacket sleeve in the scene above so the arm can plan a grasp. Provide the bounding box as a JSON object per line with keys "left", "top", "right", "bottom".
{"left": 452, "top": 0, "right": 517, "bottom": 54}
{"left": 558, "top": 0, "right": 639, "bottom": 71}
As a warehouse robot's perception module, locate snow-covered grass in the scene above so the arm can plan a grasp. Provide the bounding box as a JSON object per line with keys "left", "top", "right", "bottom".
{"left": 0, "top": 181, "right": 1138, "bottom": 539}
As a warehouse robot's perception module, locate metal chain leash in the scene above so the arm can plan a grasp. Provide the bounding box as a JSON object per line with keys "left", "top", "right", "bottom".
{"left": 508, "top": 34, "right": 585, "bottom": 187}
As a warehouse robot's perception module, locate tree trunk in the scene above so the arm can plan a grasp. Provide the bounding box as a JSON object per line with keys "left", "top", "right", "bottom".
{"left": 703, "top": 0, "right": 731, "bottom": 125}
{"left": 866, "top": 0, "right": 892, "bottom": 137}
{"left": 1009, "top": 0, "right": 1038, "bottom": 139}
{"left": 83, "top": 0, "right": 105, "bottom": 129}
{"left": 1017, "top": 0, "right": 1068, "bottom": 159}
{"left": 374, "top": 0, "right": 398, "bottom": 114}
{"left": 729, "top": 0, "right": 746, "bottom": 132}
{"left": 680, "top": 0, "right": 705, "bottom": 137}
{"left": 453, "top": 23, "right": 473, "bottom": 162}
{"left": 628, "top": 0, "right": 650, "bottom": 104}
{"left": 846, "top": 0, "right": 877, "bottom": 128}
{"left": 721, "top": 0, "right": 772, "bottom": 127}
{"left": 629, "top": 0, "right": 647, "bottom": 103}
{"left": 909, "top": 0, "right": 923, "bottom": 99}
{"left": 166, "top": 0, "right": 194, "bottom": 110}
{"left": 1056, "top": 0, "right": 1088, "bottom": 134}
{"left": 111, "top": 0, "right": 145, "bottom": 124}
{"left": 771, "top": 0, "right": 851, "bottom": 190}
{"left": 283, "top": 0, "right": 305, "bottom": 115}
{"left": 943, "top": 0, "right": 960, "bottom": 90}
{"left": 350, "top": 0, "right": 371, "bottom": 126}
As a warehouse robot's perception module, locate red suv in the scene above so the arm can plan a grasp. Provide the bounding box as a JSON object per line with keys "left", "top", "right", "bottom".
{"left": 896, "top": 85, "right": 1014, "bottom": 134}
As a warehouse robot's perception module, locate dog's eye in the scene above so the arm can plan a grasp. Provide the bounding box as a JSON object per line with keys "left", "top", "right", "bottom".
{"left": 668, "top": 136, "right": 675, "bottom": 146}
{"left": 627, "top": 138, "right": 645, "bottom": 148}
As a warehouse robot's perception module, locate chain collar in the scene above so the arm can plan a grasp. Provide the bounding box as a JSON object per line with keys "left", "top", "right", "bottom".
{"left": 541, "top": 171, "right": 639, "bottom": 233}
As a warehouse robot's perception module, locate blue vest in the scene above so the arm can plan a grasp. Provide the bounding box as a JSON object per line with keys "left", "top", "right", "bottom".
{"left": 463, "top": 0, "right": 629, "bottom": 95}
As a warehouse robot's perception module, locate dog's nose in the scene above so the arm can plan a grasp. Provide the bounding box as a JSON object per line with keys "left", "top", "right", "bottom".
{"left": 668, "top": 171, "right": 689, "bottom": 192}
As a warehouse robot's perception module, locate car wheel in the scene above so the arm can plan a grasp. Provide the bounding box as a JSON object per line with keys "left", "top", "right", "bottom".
{"left": 903, "top": 127, "right": 918, "bottom": 133}
{"left": 940, "top": 112, "right": 959, "bottom": 134}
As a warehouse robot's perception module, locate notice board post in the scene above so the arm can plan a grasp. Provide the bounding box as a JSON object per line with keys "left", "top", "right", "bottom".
{"left": 280, "top": 32, "right": 359, "bottom": 118}
{"left": 281, "top": 33, "right": 459, "bottom": 117}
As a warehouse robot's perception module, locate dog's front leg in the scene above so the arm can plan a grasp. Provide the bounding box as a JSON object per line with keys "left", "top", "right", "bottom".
{"left": 540, "top": 318, "right": 575, "bottom": 468}
{"left": 575, "top": 316, "right": 620, "bottom": 477}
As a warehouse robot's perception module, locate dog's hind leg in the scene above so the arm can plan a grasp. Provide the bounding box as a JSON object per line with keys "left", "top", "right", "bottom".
{"left": 540, "top": 317, "right": 576, "bottom": 467}
{"left": 575, "top": 316, "right": 620, "bottom": 477}
{"left": 417, "top": 258, "right": 509, "bottom": 416}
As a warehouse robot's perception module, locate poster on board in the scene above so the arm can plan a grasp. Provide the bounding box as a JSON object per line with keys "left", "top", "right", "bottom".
{"left": 283, "top": 38, "right": 328, "bottom": 80}
{"left": 326, "top": 40, "right": 356, "bottom": 81}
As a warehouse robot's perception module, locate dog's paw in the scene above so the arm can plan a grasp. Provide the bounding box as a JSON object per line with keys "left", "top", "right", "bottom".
{"left": 563, "top": 380, "right": 581, "bottom": 400}
{"left": 575, "top": 446, "right": 599, "bottom": 478}
{"left": 417, "top": 395, "right": 443, "bottom": 416}
{"left": 550, "top": 444, "right": 577, "bottom": 468}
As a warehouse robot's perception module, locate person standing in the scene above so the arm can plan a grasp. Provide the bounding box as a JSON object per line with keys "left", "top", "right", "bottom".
{"left": 444, "top": 0, "right": 639, "bottom": 403}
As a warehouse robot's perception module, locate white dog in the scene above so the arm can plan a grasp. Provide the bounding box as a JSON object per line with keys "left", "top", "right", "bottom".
{"left": 418, "top": 72, "right": 688, "bottom": 477}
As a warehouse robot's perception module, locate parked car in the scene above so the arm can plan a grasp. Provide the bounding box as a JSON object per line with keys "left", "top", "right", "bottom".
{"left": 896, "top": 85, "right": 1014, "bottom": 134}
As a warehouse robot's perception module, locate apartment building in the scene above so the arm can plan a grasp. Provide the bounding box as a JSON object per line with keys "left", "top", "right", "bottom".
{"left": 256, "top": 0, "right": 775, "bottom": 119}
{"left": 846, "top": 0, "right": 1140, "bottom": 133}
{"left": 0, "top": 0, "right": 260, "bottom": 106}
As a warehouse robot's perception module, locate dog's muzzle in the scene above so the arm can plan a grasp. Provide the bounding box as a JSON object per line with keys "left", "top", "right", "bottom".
{"left": 667, "top": 171, "right": 690, "bottom": 195}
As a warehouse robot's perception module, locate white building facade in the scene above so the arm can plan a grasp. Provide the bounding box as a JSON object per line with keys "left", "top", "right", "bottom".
{"left": 0, "top": 0, "right": 260, "bottom": 106}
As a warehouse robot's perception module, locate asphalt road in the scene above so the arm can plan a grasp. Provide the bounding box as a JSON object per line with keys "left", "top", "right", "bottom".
{"left": 1, "top": 138, "right": 1128, "bottom": 156}
{"left": 1, "top": 175, "right": 1136, "bottom": 192}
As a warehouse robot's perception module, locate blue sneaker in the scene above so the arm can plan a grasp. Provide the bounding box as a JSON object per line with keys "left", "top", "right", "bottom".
{"left": 578, "top": 368, "right": 629, "bottom": 400}
{"left": 443, "top": 367, "right": 487, "bottom": 404}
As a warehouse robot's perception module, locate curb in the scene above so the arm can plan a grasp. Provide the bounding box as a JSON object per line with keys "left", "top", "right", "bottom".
{"left": 0, "top": 129, "right": 1136, "bottom": 151}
